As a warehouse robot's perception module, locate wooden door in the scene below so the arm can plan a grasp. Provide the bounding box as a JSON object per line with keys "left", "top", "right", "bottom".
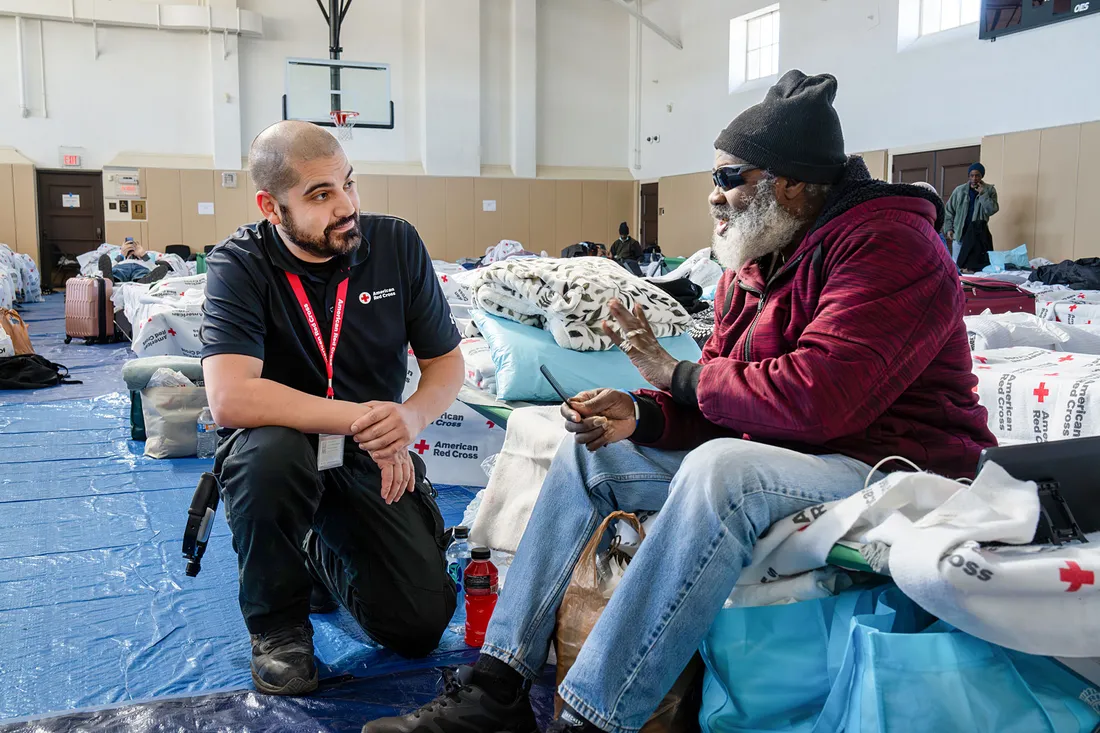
{"left": 640, "top": 182, "right": 659, "bottom": 248}
{"left": 36, "top": 170, "right": 105, "bottom": 288}
{"left": 891, "top": 152, "right": 934, "bottom": 186}
{"left": 937, "top": 145, "right": 982, "bottom": 198}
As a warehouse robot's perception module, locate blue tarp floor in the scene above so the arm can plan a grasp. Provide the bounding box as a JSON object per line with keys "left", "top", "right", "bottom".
{"left": 0, "top": 295, "right": 522, "bottom": 730}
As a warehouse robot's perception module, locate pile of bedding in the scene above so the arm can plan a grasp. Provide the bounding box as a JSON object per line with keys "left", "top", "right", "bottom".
{"left": 1035, "top": 290, "right": 1100, "bottom": 325}
{"left": 0, "top": 244, "right": 42, "bottom": 305}
{"left": 459, "top": 256, "right": 692, "bottom": 351}
{"left": 113, "top": 274, "right": 207, "bottom": 358}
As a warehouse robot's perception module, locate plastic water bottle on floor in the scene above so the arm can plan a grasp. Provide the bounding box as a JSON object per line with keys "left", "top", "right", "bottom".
{"left": 446, "top": 526, "right": 472, "bottom": 598}
{"left": 464, "top": 547, "right": 498, "bottom": 648}
{"left": 196, "top": 407, "right": 218, "bottom": 459}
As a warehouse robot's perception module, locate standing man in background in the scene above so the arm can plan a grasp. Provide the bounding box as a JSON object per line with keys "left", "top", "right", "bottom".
{"left": 201, "top": 120, "right": 464, "bottom": 697}
{"left": 945, "top": 162, "right": 999, "bottom": 272}
{"left": 611, "top": 222, "right": 643, "bottom": 262}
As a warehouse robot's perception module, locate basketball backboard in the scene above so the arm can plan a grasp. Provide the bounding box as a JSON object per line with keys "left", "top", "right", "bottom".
{"left": 283, "top": 58, "right": 394, "bottom": 129}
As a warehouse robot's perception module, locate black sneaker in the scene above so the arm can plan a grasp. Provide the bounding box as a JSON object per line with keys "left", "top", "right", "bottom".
{"left": 362, "top": 666, "right": 537, "bottom": 733}
{"left": 545, "top": 705, "right": 602, "bottom": 733}
{"left": 98, "top": 254, "right": 114, "bottom": 282}
{"left": 135, "top": 262, "right": 170, "bottom": 284}
{"left": 250, "top": 620, "right": 319, "bottom": 696}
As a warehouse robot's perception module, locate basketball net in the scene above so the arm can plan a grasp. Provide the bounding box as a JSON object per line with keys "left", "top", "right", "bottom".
{"left": 331, "top": 111, "right": 359, "bottom": 142}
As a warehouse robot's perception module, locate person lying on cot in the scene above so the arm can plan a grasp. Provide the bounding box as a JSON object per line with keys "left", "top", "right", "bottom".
{"left": 200, "top": 120, "right": 464, "bottom": 696}
{"left": 363, "top": 70, "right": 996, "bottom": 733}
{"left": 98, "top": 239, "right": 170, "bottom": 284}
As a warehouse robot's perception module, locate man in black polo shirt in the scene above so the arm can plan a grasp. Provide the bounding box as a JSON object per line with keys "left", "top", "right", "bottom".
{"left": 201, "top": 120, "right": 464, "bottom": 696}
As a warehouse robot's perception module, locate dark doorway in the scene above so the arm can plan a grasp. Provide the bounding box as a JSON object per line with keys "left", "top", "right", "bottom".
{"left": 36, "top": 170, "right": 105, "bottom": 291}
{"left": 891, "top": 145, "right": 982, "bottom": 198}
{"left": 640, "top": 182, "right": 659, "bottom": 249}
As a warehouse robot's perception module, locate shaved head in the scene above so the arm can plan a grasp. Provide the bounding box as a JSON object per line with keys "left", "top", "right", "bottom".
{"left": 249, "top": 120, "right": 344, "bottom": 200}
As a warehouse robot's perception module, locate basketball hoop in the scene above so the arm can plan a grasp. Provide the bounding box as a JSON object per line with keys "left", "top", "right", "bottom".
{"left": 330, "top": 110, "right": 359, "bottom": 141}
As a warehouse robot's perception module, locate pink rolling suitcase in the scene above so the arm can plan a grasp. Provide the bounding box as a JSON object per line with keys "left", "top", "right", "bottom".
{"left": 65, "top": 276, "right": 116, "bottom": 344}
{"left": 961, "top": 277, "right": 1036, "bottom": 316}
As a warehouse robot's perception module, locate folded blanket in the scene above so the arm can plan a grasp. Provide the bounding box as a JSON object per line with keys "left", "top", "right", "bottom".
{"left": 459, "top": 257, "right": 691, "bottom": 351}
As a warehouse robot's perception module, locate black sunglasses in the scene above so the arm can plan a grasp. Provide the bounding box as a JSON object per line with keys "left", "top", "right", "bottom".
{"left": 712, "top": 164, "right": 757, "bottom": 192}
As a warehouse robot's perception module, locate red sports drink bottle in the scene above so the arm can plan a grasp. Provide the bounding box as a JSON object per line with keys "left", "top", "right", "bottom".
{"left": 464, "top": 547, "right": 498, "bottom": 648}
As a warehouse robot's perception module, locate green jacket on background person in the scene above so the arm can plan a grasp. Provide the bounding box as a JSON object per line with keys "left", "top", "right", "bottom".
{"left": 943, "top": 181, "right": 999, "bottom": 241}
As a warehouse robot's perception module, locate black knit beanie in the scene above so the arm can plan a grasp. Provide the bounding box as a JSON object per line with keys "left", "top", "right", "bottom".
{"left": 714, "top": 70, "right": 846, "bottom": 184}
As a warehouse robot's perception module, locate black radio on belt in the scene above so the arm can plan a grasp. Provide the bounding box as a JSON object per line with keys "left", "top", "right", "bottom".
{"left": 182, "top": 472, "right": 220, "bottom": 577}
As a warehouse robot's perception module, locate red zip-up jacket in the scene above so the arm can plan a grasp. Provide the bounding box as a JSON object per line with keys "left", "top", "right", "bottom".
{"left": 634, "top": 161, "right": 996, "bottom": 478}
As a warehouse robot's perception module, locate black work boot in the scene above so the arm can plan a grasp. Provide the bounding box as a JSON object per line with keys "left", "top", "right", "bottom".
{"left": 362, "top": 666, "right": 537, "bottom": 733}
{"left": 250, "top": 620, "right": 319, "bottom": 696}
{"left": 135, "top": 262, "right": 170, "bottom": 284}
{"left": 98, "top": 254, "right": 114, "bottom": 282}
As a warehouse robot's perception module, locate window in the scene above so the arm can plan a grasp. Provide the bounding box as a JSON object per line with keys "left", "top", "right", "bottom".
{"left": 729, "top": 4, "right": 780, "bottom": 92}
{"left": 745, "top": 9, "right": 780, "bottom": 81}
{"left": 920, "top": 0, "right": 981, "bottom": 35}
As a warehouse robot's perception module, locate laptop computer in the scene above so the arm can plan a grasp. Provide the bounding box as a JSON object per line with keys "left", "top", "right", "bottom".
{"left": 977, "top": 437, "right": 1100, "bottom": 545}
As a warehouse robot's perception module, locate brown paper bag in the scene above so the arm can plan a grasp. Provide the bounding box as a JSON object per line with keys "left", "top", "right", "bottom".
{"left": 554, "top": 511, "right": 702, "bottom": 733}
{"left": 0, "top": 309, "right": 34, "bottom": 355}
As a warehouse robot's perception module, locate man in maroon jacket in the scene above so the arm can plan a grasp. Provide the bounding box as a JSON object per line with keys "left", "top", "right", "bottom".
{"left": 364, "top": 71, "right": 995, "bottom": 733}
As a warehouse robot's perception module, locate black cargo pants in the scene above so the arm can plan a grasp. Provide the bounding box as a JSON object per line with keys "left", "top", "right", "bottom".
{"left": 215, "top": 426, "right": 456, "bottom": 658}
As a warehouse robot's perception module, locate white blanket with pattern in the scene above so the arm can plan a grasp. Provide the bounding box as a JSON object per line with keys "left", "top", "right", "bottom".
{"left": 457, "top": 257, "right": 692, "bottom": 351}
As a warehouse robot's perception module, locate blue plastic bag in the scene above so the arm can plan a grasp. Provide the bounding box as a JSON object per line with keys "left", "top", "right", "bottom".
{"left": 988, "top": 244, "right": 1030, "bottom": 269}
{"left": 700, "top": 584, "right": 1100, "bottom": 733}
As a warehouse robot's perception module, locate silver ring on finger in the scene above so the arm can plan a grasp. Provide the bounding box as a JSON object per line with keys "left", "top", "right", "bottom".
{"left": 621, "top": 339, "right": 635, "bottom": 353}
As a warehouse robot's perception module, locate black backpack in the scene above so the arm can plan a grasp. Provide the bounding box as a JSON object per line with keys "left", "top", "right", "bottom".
{"left": 0, "top": 355, "right": 82, "bottom": 390}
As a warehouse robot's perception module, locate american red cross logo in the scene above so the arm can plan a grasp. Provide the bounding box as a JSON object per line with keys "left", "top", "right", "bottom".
{"left": 1060, "top": 561, "right": 1095, "bottom": 592}
{"left": 167, "top": 328, "right": 176, "bottom": 336}
{"left": 1033, "top": 382, "right": 1050, "bottom": 402}
{"left": 1069, "top": 305, "right": 1079, "bottom": 312}
{"left": 359, "top": 292, "right": 372, "bottom": 305}
{"left": 486, "top": 421, "right": 495, "bottom": 429}
{"left": 1060, "top": 355, "right": 1075, "bottom": 363}
{"left": 147, "top": 317, "right": 153, "bottom": 323}
{"left": 414, "top": 440, "right": 431, "bottom": 455}
{"left": 468, "top": 370, "right": 475, "bottom": 379}
{"left": 974, "top": 355, "right": 988, "bottom": 364}
{"left": 441, "top": 275, "right": 448, "bottom": 283}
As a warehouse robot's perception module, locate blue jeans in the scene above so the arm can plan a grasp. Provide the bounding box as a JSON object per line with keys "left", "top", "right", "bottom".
{"left": 481, "top": 437, "right": 875, "bottom": 733}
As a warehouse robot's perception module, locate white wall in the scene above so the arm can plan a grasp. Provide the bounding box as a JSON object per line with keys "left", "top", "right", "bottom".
{"left": 0, "top": 0, "right": 632, "bottom": 173}
{"left": 538, "top": 0, "right": 631, "bottom": 169}
{"left": 637, "top": 0, "right": 1100, "bottom": 179}
{"left": 0, "top": 18, "right": 213, "bottom": 169}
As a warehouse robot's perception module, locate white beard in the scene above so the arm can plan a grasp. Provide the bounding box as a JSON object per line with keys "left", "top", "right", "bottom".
{"left": 711, "top": 184, "right": 807, "bottom": 271}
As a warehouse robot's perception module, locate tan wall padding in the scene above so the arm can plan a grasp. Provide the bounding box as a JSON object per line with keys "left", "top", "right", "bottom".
{"left": 416, "top": 177, "right": 448, "bottom": 260}
{"left": 387, "top": 176, "right": 419, "bottom": 228}
{"left": 179, "top": 170, "right": 218, "bottom": 252}
{"left": 145, "top": 168, "right": 183, "bottom": 249}
{"left": 1035, "top": 125, "right": 1080, "bottom": 264}
{"left": 501, "top": 179, "right": 531, "bottom": 246}
{"left": 214, "top": 171, "right": 255, "bottom": 244}
{"left": 580, "top": 181, "right": 608, "bottom": 244}
{"left": 474, "top": 179, "right": 503, "bottom": 253}
{"left": 12, "top": 164, "right": 37, "bottom": 261}
{"left": 657, "top": 171, "right": 714, "bottom": 258}
{"left": 555, "top": 181, "right": 583, "bottom": 252}
{"left": 358, "top": 174, "right": 389, "bottom": 214}
{"left": 445, "top": 178, "right": 476, "bottom": 261}
{"left": 856, "top": 150, "right": 888, "bottom": 181}
{"left": 0, "top": 164, "right": 17, "bottom": 249}
{"left": 528, "top": 180, "right": 557, "bottom": 256}
{"left": 607, "top": 181, "right": 635, "bottom": 248}
{"left": 1075, "top": 122, "right": 1100, "bottom": 260}
{"left": 106, "top": 221, "right": 149, "bottom": 247}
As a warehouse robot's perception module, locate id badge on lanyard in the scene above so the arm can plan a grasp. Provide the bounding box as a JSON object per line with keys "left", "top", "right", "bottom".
{"left": 286, "top": 272, "right": 349, "bottom": 471}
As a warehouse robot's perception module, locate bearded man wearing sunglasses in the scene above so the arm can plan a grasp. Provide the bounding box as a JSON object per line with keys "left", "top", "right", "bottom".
{"left": 364, "top": 70, "right": 994, "bottom": 733}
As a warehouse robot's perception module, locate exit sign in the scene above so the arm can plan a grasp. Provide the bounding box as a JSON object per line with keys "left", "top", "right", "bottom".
{"left": 62, "top": 154, "right": 82, "bottom": 168}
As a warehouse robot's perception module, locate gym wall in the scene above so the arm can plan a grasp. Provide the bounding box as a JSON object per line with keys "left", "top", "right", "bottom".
{"left": 103, "top": 170, "right": 636, "bottom": 261}
{"left": 0, "top": 159, "right": 37, "bottom": 260}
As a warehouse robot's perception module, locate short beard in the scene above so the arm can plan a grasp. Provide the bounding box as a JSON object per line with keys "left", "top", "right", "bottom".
{"left": 279, "top": 203, "right": 362, "bottom": 259}
{"left": 710, "top": 176, "right": 809, "bottom": 271}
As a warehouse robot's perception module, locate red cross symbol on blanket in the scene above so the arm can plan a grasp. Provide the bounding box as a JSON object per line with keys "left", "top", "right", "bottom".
{"left": 1033, "top": 383, "right": 1050, "bottom": 402}
{"left": 1060, "top": 355, "right": 1075, "bottom": 363}
{"left": 1060, "top": 561, "right": 1094, "bottom": 592}
{"left": 486, "top": 421, "right": 495, "bottom": 429}
{"left": 414, "top": 440, "right": 431, "bottom": 455}
{"left": 167, "top": 328, "right": 176, "bottom": 336}
{"left": 974, "top": 355, "right": 988, "bottom": 364}
{"left": 441, "top": 275, "right": 448, "bottom": 283}
{"left": 1069, "top": 305, "right": 1079, "bottom": 312}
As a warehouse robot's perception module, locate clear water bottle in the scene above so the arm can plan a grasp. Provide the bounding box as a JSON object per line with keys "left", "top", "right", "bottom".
{"left": 196, "top": 406, "right": 218, "bottom": 459}
{"left": 446, "top": 526, "right": 472, "bottom": 597}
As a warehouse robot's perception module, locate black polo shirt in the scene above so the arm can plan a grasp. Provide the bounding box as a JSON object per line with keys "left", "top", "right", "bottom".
{"left": 200, "top": 215, "right": 460, "bottom": 404}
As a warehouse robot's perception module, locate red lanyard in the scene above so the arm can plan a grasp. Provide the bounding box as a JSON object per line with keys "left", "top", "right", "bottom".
{"left": 285, "top": 272, "right": 349, "bottom": 399}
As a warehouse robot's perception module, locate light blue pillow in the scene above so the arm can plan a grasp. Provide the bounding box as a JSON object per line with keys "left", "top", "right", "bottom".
{"left": 988, "top": 244, "right": 1029, "bottom": 269}
{"left": 473, "top": 311, "right": 703, "bottom": 402}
